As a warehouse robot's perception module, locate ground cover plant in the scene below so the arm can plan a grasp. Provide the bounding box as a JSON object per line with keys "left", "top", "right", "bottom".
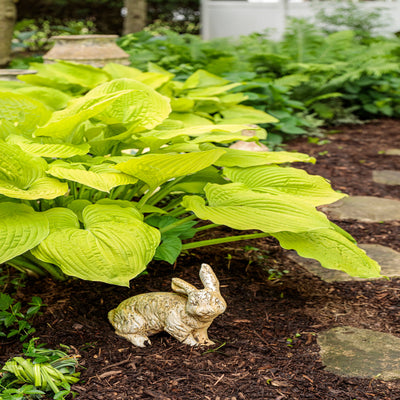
{"left": 0, "top": 60, "right": 381, "bottom": 287}
{"left": 0, "top": 338, "right": 80, "bottom": 399}
{"left": 118, "top": 19, "right": 400, "bottom": 144}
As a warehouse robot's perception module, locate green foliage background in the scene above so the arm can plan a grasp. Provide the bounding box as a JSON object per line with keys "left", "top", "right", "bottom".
{"left": 16, "top": 0, "right": 200, "bottom": 35}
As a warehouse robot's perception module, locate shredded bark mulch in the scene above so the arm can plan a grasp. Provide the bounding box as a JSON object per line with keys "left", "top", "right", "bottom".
{"left": 1, "top": 119, "right": 400, "bottom": 399}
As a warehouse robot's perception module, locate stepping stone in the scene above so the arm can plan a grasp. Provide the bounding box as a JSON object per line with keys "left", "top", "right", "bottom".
{"left": 321, "top": 196, "right": 400, "bottom": 222}
{"left": 318, "top": 326, "right": 400, "bottom": 380}
{"left": 373, "top": 170, "right": 400, "bottom": 186}
{"left": 288, "top": 243, "right": 400, "bottom": 282}
{"left": 385, "top": 148, "right": 400, "bottom": 155}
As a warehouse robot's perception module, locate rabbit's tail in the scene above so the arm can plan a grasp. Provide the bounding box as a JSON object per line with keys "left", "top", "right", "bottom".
{"left": 108, "top": 308, "right": 116, "bottom": 324}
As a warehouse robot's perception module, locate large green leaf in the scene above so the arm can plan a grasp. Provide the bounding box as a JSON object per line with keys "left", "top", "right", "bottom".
{"left": 273, "top": 229, "right": 381, "bottom": 278}
{"left": 83, "top": 79, "right": 171, "bottom": 129}
{"left": 224, "top": 165, "right": 346, "bottom": 206}
{"left": 182, "top": 70, "right": 231, "bottom": 90}
{"left": 186, "top": 83, "right": 241, "bottom": 98}
{"left": 18, "top": 61, "right": 110, "bottom": 92}
{"left": 145, "top": 124, "right": 266, "bottom": 141}
{"left": 182, "top": 183, "right": 330, "bottom": 233}
{"left": 103, "top": 63, "right": 172, "bottom": 89}
{"left": 115, "top": 149, "right": 226, "bottom": 188}
{"left": 0, "top": 202, "right": 49, "bottom": 264}
{"left": 47, "top": 161, "right": 138, "bottom": 192}
{"left": 6, "top": 135, "right": 90, "bottom": 158}
{"left": 0, "top": 142, "right": 68, "bottom": 200}
{"left": 0, "top": 92, "right": 52, "bottom": 134}
{"left": 31, "top": 205, "right": 161, "bottom": 286}
{"left": 214, "top": 148, "right": 315, "bottom": 167}
{"left": 33, "top": 90, "right": 132, "bottom": 141}
{"left": 16, "top": 86, "right": 72, "bottom": 110}
{"left": 168, "top": 112, "right": 213, "bottom": 126}
{"left": 217, "top": 105, "right": 279, "bottom": 124}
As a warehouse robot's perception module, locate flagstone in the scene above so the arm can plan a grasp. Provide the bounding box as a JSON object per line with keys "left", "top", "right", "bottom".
{"left": 318, "top": 326, "right": 400, "bottom": 380}
{"left": 321, "top": 196, "right": 400, "bottom": 222}
{"left": 288, "top": 243, "right": 400, "bottom": 282}
{"left": 372, "top": 170, "right": 400, "bottom": 186}
{"left": 385, "top": 148, "right": 400, "bottom": 155}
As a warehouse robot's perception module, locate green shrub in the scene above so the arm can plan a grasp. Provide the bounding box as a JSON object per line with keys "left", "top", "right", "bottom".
{"left": 0, "top": 61, "right": 381, "bottom": 286}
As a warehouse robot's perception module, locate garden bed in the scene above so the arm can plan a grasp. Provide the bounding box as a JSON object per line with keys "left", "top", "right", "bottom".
{"left": 1, "top": 119, "right": 400, "bottom": 399}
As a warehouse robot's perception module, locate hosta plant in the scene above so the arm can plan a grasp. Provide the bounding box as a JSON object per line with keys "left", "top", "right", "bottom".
{"left": 0, "top": 62, "right": 381, "bottom": 286}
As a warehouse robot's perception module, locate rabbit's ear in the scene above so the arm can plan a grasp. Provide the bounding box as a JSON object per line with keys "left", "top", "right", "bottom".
{"left": 199, "top": 263, "right": 220, "bottom": 292}
{"left": 171, "top": 278, "right": 197, "bottom": 295}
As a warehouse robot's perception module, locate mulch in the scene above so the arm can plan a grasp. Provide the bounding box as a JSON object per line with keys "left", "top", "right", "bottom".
{"left": 1, "top": 119, "right": 400, "bottom": 400}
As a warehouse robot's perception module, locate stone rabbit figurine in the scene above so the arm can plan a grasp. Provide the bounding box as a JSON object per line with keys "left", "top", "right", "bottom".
{"left": 108, "top": 264, "right": 227, "bottom": 347}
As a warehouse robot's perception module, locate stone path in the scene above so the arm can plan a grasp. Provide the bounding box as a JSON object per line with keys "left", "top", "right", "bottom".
{"left": 288, "top": 151, "right": 400, "bottom": 380}
{"left": 321, "top": 195, "right": 400, "bottom": 222}
{"left": 318, "top": 326, "right": 400, "bottom": 380}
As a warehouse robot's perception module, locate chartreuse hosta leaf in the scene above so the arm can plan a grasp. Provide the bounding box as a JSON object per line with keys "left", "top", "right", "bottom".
{"left": 33, "top": 90, "right": 133, "bottom": 141}
{"left": 272, "top": 229, "right": 381, "bottom": 278}
{"left": 168, "top": 112, "right": 213, "bottom": 127}
{"left": 224, "top": 165, "right": 346, "bottom": 206}
{"left": 213, "top": 148, "right": 315, "bottom": 167}
{"left": 19, "top": 61, "right": 110, "bottom": 91}
{"left": 185, "top": 83, "right": 241, "bottom": 98}
{"left": 47, "top": 161, "right": 138, "bottom": 192}
{"left": 216, "top": 105, "right": 279, "bottom": 124}
{"left": 0, "top": 92, "right": 51, "bottom": 134}
{"left": 0, "top": 202, "right": 49, "bottom": 264}
{"left": 0, "top": 142, "right": 68, "bottom": 200}
{"left": 83, "top": 78, "right": 171, "bottom": 129}
{"left": 144, "top": 124, "right": 266, "bottom": 141}
{"left": 31, "top": 205, "right": 161, "bottom": 286}
{"left": 182, "top": 183, "right": 331, "bottom": 233}
{"left": 6, "top": 135, "right": 90, "bottom": 158}
{"left": 115, "top": 149, "right": 226, "bottom": 189}
{"left": 103, "top": 63, "right": 172, "bottom": 89}
{"left": 182, "top": 70, "right": 231, "bottom": 90}
{"left": 16, "top": 86, "right": 72, "bottom": 110}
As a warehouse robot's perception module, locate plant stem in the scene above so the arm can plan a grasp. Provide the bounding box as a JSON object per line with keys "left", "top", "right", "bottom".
{"left": 195, "top": 223, "right": 221, "bottom": 232}
{"left": 146, "top": 176, "right": 186, "bottom": 206}
{"left": 181, "top": 232, "right": 270, "bottom": 250}
{"left": 162, "top": 195, "right": 184, "bottom": 212}
{"left": 23, "top": 253, "right": 66, "bottom": 281}
{"left": 168, "top": 206, "right": 189, "bottom": 218}
{"left": 137, "top": 188, "right": 156, "bottom": 209}
{"left": 7, "top": 258, "right": 46, "bottom": 278}
{"left": 159, "top": 214, "right": 197, "bottom": 234}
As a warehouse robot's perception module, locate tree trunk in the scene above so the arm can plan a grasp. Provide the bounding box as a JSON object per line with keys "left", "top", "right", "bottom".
{"left": 123, "top": 0, "right": 147, "bottom": 35}
{"left": 0, "top": 0, "right": 17, "bottom": 67}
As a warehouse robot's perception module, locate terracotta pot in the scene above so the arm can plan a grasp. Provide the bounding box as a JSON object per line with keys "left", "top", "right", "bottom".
{"left": 43, "top": 34, "right": 130, "bottom": 67}
{"left": 0, "top": 69, "right": 37, "bottom": 81}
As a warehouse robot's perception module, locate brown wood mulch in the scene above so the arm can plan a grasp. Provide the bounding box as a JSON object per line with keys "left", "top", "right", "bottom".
{"left": 1, "top": 119, "right": 400, "bottom": 400}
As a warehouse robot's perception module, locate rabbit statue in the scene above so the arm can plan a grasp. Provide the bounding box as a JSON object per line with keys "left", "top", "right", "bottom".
{"left": 108, "top": 264, "right": 227, "bottom": 347}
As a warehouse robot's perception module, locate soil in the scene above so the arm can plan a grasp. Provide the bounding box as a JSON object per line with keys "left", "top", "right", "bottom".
{"left": 1, "top": 119, "right": 400, "bottom": 400}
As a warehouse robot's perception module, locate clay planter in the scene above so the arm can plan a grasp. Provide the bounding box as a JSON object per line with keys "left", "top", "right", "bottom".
{"left": 0, "top": 69, "right": 37, "bottom": 81}
{"left": 43, "top": 34, "right": 130, "bottom": 67}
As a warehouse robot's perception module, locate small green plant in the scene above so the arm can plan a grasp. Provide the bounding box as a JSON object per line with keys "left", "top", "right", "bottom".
{"left": 286, "top": 333, "right": 301, "bottom": 347}
{"left": 266, "top": 268, "right": 289, "bottom": 281}
{"left": 0, "top": 338, "right": 80, "bottom": 399}
{"left": 0, "top": 294, "right": 43, "bottom": 342}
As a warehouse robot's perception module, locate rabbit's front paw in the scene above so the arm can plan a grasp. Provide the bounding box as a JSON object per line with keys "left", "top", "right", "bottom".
{"left": 116, "top": 332, "right": 152, "bottom": 347}
{"left": 182, "top": 335, "right": 199, "bottom": 346}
